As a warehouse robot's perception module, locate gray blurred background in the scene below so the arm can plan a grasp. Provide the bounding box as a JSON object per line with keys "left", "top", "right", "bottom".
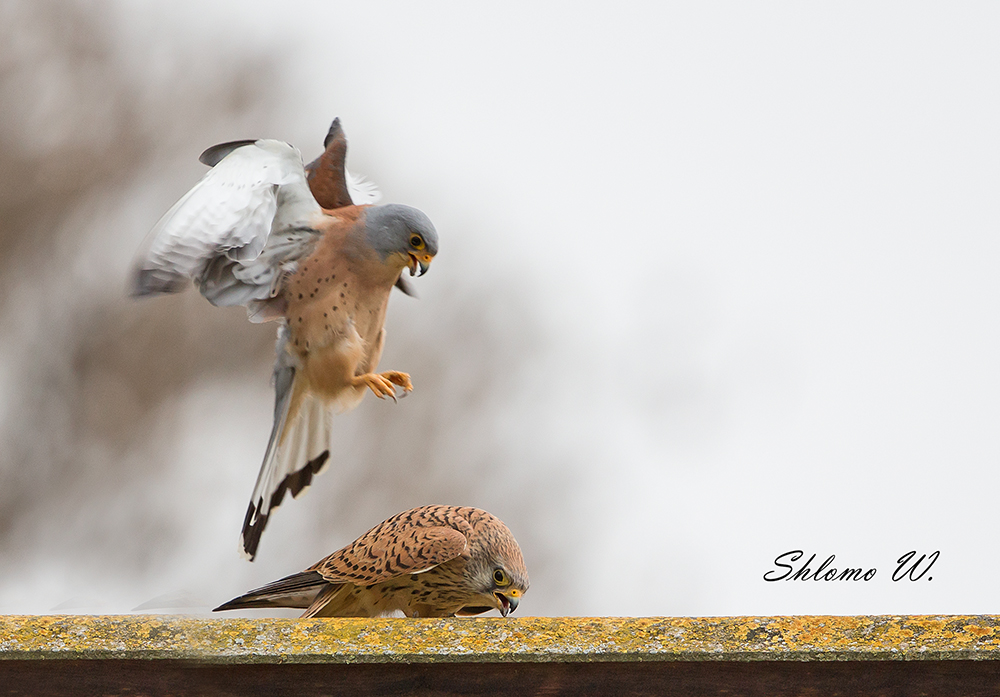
{"left": 1, "top": 1, "right": 997, "bottom": 617}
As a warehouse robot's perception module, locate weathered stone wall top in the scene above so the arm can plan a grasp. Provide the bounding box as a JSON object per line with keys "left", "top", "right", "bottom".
{"left": 0, "top": 615, "right": 997, "bottom": 664}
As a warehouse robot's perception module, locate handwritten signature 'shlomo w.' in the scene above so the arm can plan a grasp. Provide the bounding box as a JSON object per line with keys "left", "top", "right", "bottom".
{"left": 763, "top": 550, "right": 940, "bottom": 582}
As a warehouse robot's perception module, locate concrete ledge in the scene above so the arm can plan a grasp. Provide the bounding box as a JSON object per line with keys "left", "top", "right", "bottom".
{"left": 1, "top": 615, "right": 998, "bottom": 663}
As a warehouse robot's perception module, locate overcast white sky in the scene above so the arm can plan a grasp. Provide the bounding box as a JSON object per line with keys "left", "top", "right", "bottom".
{"left": 2, "top": 2, "right": 998, "bottom": 618}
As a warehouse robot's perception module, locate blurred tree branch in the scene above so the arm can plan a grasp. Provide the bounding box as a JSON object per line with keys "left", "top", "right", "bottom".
{"left": 0, "top": 0, "right": 278, "bottom": 555}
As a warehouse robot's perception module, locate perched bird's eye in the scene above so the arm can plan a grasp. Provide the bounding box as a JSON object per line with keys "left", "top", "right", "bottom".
{"left": 410, "top": 235, "right": 425, "bottom": 250}
{"left": 493, "top": 569, "right": 510, "bottom": 586}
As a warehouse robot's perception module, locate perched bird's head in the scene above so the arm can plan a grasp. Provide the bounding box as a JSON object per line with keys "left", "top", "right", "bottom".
{"left": 364, "top": 204, "right": 439, "bottom": 277}
{"left": 457, "top": 517, "right": 529, "bottom": 618}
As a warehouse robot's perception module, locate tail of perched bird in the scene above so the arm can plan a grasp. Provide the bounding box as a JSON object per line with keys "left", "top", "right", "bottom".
{"left": 213, "top": 570, "right": 331, "bottom": 612}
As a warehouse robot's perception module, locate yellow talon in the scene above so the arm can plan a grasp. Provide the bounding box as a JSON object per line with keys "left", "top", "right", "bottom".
{"left": 380, "top": 371, "right": 413, "bottom": 393}
{"left": 354, "top": 371, "right": 412, "bottom": 401}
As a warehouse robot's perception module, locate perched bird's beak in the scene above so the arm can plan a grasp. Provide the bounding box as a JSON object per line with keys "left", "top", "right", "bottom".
{"left": 407, "top": 253, "right": 433, "bottom": 277}
{"left": 494, "top": 589, "right": 521, "bottom": 617}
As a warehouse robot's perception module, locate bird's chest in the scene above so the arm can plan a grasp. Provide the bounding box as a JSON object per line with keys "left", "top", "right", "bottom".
{"left": 283, "top": 257, "right": 389, "bottom": 354}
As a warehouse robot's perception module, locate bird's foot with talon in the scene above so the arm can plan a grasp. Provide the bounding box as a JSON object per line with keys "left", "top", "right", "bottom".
{"left": 379, "top": 370, "right": 413, "bottom": 394}
{"left": 354, "top": 371, "right": 412, "bottom": 401}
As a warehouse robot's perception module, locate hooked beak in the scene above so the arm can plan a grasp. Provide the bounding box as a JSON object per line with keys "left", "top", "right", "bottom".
{"left": 407, "top": 252, "right": 432, "bottom": 277}
{"left": 494, "top": 590, "right": 521, "bottom": 617}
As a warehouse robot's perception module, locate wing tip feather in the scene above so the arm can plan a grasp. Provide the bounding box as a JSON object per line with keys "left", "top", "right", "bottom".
{"left": 129, "top": 268, "right": 188, "bottom": 297}
{"left": 323, "top": 118, "right": 343, "bottom": 149}
{"left": 199, "top": 139, "right": 259, "bottom": 167}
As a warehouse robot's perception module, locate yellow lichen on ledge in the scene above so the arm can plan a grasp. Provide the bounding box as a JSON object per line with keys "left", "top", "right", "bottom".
{"left": 0, "top": 615, "right": 998, "bottom": 663}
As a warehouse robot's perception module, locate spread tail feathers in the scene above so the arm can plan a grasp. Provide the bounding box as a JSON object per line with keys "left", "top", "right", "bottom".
{"left": 240, "top": 326, "right": 334, "bottom": 561}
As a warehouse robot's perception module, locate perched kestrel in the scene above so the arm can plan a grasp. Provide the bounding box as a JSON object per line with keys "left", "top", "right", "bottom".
{"left": 131, "top": 121, "right": 439, "bottom": 561}
{"left": 214, "top": 506, "right": 529, "bottom": 618}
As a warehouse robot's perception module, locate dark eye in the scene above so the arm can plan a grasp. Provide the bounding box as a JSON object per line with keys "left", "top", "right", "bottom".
{"left": 493, "top": 569, "right": 509, "bottom": 586}
{"left": 410, "top": 235, "right": 424, "bottom": 249}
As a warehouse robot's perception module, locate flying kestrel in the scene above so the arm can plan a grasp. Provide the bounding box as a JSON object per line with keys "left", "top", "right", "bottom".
{"left": 214, "top": 505, "right": 528, "bottom": 618}
{"left": 131, "top": 121, "right": 438, "bottom": 561}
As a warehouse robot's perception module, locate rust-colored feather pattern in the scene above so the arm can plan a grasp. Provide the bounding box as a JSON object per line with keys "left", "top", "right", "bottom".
{"left": 215, "top": 505, "right": 529, "bottom": 618}
{"left": 309, "top": 505, "right": 475, "bottom": 584}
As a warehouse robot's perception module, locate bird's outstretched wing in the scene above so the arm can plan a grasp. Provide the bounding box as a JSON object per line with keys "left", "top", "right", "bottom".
{"left": 304, "top": 118, "right": 382, "bottom": 209}
{"left": 305, "top": 119, "right": 407, "bottom": 296}
{"left": 130, "top": 139, "right": 321, "bottom": 307}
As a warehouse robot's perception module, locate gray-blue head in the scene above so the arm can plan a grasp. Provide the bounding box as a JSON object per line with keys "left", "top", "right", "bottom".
{"left": 364, "top": 204, "right": 439, "bottom": 276}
